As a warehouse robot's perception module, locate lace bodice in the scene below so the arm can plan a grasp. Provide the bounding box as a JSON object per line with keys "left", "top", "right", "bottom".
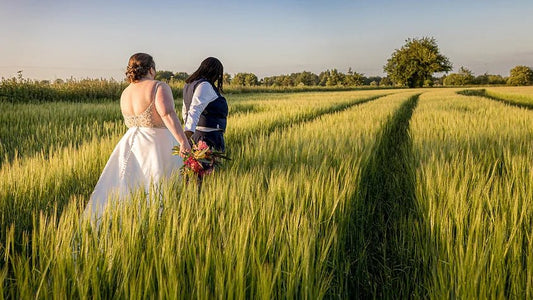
{"left": 123, "top": 82, "right": 166, "bottom": 128}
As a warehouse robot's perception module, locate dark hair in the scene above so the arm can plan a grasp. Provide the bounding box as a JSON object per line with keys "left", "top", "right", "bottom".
{"left": 186, "top": 57, "right": 224, "bottom": 92}
{"left": 125, "top": 53, "right": 156, "bottom": 83}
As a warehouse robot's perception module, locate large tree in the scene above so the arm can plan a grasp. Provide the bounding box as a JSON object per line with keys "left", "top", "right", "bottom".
{"left": 384, "top": 37, "right": 452, "bottom": 88}
{"left": 507, "top": 65, "right": 533, "bottom": 86}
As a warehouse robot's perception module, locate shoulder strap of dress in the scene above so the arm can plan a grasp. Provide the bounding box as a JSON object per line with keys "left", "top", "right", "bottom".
{"left": 151, "top": 81, "right": 161, "bottom": 103}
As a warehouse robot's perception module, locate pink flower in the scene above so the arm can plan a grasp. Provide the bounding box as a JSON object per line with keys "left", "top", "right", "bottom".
{"left": 196, "top": 140, "right": 209, "bottom": 151}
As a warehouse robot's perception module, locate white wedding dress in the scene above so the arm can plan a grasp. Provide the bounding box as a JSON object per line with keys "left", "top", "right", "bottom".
{"left": 85, "top": 82, "right": 182, "bottom": 220}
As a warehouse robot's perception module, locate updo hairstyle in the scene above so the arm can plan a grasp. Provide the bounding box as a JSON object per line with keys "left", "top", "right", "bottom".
{"left": 125, "top": 53, "right": 156, "bottom": 83}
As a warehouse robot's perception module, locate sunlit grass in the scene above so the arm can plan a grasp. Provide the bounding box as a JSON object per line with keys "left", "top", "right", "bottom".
{"left": 1, "top": 91, "right": 411, "bottom": 298}
{"left": 411, "top": 89, "right": 533, "bottom": 298}
{"left": 0, "top": 102, "right": 123, "bottom": 167}
{"left": 486, "top": 86, "right": 533, "bottom": 98}
{"left": 2, "top": 86, "right": 533, "bottom": 297}
{"left": 458, "top": 86, "right": 533, "bottom": 108}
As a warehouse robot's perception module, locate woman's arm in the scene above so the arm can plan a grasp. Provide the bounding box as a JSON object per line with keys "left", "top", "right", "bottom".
{"left": 155, "top": 82, "right": 191, "bottom": 155}
{"left": 183, "top": 82, "right": 218, "bottom": 134}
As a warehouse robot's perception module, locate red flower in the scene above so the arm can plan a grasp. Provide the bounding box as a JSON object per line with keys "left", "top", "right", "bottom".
{"left": 172, "top": 140, "right": 230, "bottom": 184}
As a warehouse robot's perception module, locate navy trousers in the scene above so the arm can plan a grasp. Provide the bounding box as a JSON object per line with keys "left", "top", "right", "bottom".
{"left": 191, "top": 130, "right": 225, "bottom": 152}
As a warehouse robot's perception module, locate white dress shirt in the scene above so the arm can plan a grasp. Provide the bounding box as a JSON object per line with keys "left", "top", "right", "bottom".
{"left": 182, "top": 82, "right": 219, "bottom": 132}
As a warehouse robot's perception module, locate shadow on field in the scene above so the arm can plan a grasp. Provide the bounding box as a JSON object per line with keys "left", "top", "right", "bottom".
{"left": 457, "top": 89, "right": 533, "bottom": 110}
{"left": 344, "top": 94, "right": 430, "bottom": 298}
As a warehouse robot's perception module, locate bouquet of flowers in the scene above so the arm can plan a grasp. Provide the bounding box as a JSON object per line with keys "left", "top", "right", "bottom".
{"left": 172, "top": 140, "right": 229, "bottom": 183}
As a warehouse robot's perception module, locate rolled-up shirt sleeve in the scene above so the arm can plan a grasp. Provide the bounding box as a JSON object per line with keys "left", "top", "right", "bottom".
{"left": 183, "top": 82, "right": 218, "bottom": 132}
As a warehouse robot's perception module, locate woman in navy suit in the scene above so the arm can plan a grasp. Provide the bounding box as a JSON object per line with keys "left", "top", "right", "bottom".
{"left": 182, "top": 57, "right": 228, "bottom": 152}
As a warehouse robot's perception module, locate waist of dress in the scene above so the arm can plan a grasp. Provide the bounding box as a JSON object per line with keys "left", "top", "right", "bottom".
{"left": 124, "top": 117, "right": 165, "bottom": 129}
{"left": 126, "top": 126, "right": 168, "bottom": 130}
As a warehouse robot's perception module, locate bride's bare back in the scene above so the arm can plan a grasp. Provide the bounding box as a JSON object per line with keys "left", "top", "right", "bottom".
{"left": 120, "top": 80, "right": 165, "bottom": 128}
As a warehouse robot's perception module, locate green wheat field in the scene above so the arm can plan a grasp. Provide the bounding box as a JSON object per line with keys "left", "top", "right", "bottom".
{"left": 1, "top": 86, "right": 533, "bottom": 298}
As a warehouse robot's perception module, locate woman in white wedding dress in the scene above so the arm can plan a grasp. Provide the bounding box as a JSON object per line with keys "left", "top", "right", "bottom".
{"left": 84, "top": 53, "right": 191, "bottom": 220}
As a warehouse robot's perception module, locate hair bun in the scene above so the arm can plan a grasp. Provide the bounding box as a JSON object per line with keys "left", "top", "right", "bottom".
{"left": 125, "top": 53, "right": 155, "bottom": 82}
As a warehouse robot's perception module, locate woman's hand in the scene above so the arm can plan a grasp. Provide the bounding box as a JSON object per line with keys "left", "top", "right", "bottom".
{"left": 179, "top": 142, "right": 191, "bottom": 157}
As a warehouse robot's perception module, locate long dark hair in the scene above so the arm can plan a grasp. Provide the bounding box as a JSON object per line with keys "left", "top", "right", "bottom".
{"left": 186, "top": 57, "right": 224, "bottom": 92}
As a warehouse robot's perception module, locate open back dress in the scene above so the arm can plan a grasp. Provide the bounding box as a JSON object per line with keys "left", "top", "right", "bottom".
{"left": 85, "top": 81, "right": 182, "bottom": 220}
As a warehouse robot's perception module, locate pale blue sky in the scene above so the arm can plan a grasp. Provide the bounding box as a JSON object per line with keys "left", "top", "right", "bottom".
{"left": 1, "top": 0, "right": 532, "bottom": 80}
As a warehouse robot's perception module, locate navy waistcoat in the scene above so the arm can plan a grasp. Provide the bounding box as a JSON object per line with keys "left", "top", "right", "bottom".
{"left": 183, "top": 79, "right": 228, "bottom": 131}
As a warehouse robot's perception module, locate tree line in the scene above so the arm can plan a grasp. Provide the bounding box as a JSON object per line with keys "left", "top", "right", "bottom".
{"left": 155, "top": 69, "right": 385, "bottom": 87}
{"left": 156, "top": 64, "right": 532, "bottom": 89}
